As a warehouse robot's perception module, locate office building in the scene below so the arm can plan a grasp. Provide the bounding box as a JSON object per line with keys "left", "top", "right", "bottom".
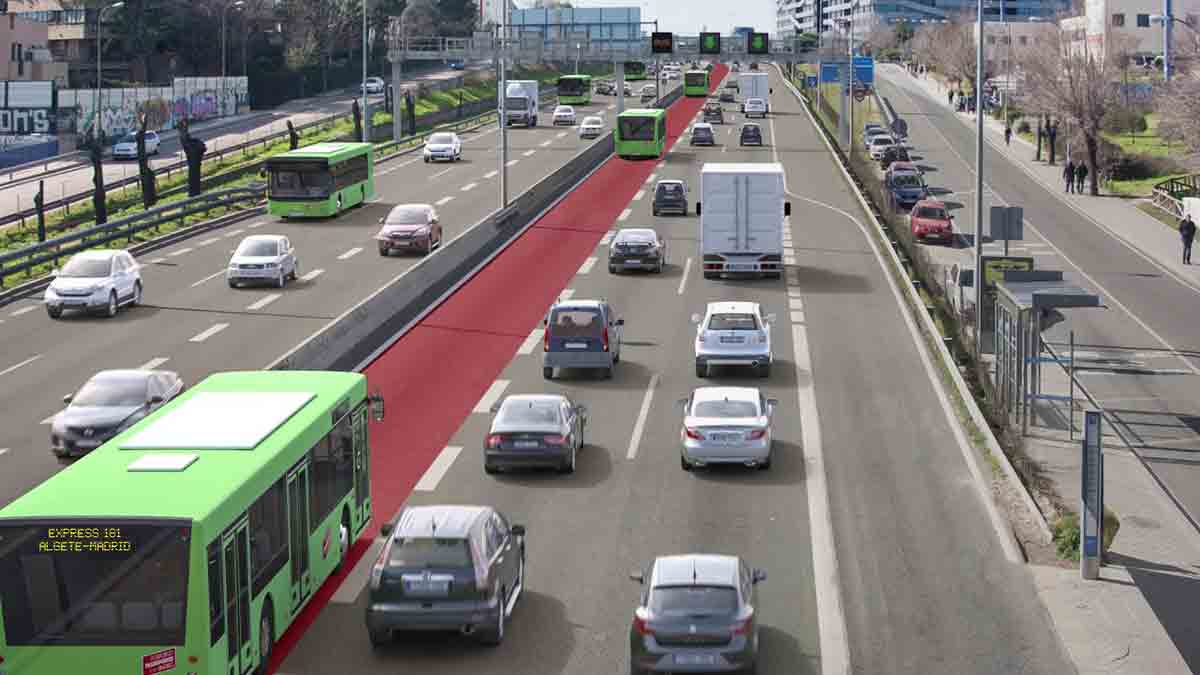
{"left": 479, "top": 0, "right": 517, "bottom": 31}
{"left": 778, "top": 0, "right": 1070, "bottom": 39}
{"left": 1061, "top": 0, "right": 1200, "bottom": 60}
{"left": 509, "top": 6, "right": 644, "bottom": 49}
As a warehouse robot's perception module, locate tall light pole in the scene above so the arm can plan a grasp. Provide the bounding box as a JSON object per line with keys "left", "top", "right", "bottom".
{"left": 575, "top": 42, "right": 581, "bottom": 74}
{"left": 499, "top": 0, "right": 510, "bottom": 207}
{"left": 361, "top": 0, "right": 369, "bottom": 141}
{"left": 1152, "top": 11, "right": 1198, "bottom": 81}
{"left": 94, "top": 1, "right": 124, "bottom": 143}
{"left": 973, "top": 0, "right": 985, "bottom": 355}
{"left": 222, "top": 0, "right": 245, "bottom": 116}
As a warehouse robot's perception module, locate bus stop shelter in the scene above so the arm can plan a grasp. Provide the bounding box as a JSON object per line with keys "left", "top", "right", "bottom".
{"left": 993, "top": 271, "right": 1102, "bottom": 432}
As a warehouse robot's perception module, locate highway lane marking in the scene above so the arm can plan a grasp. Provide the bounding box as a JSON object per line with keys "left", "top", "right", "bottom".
{"left": 40, "top": 413, "right": 59, "bottom": 425}
{"left": 247, "top": 293, "right": 282, "bottom": 311}
{"left": 600, "top": 230, "right": 616, "bottom": 245}
{"left": 657, "top": 161, "right": 665, "bottom": 168}
{"left": 677, "top": 257, "right": 693, "bottom": 295}
{"left": 189, "top": 323, "right": 229, "bottom": 343}
{"left": 484, "top": 170, "right": 499, "bottom": 179}
{"left": 197, "top": 237, "right": 221, "bottom": 246}
{"left": 0, "top": 448, "right": 7, "bottom": 457}
{"left": 506, "top": 160, "right": 519, "bottom": 167}
{"left": 223, "top": 229, "right": 245, "bottom": 238}
{"left": 626, "top": 373, "right": 660, "bottom": 460}
{"left": 556, "top": 131, "right": 568, "bottom": 138}
{"left": 518, "top": 328, "right": 545, "bottom": 355}
{"left": 645, "top": 173, "right": 656, "bottom": 184}
{"left": 788, "top": 297, "right": 804, "bottom": 310}
{"left": 784, "top": 254, "right": 797, "bottom": 265}
{"left": 522, "top": 149, "right": 536, "bottom": 157}
{"left": 0, "top": 354, "right": 40, "bottom": 377}
{"left": 436, "top": 196, "right": 454, "bottom": 206}
{"left": 632, "top": 189, "right": 645, "bottom": 201}
{"left": 168, "top": 247, "right": 193, "bottom": 257}
{"left": 248, "top": 222, "right": 265, "bottom": 229}
{"left": 191, "top": 270, "right": 226, "bottom": 287}
{"left": 138, "top": 357, "right": 170, "bottom": 370}
{"left": 577, "top": 257, "right": 597, "bottom": 275}
{"left": 148, "top": 257, "right": 167, "bottom": 264}
{"left": 431, "top": 167, "right": 453, "bottom": 179}
{"left": 337, "top": 247, "right": 363, "bottom": 260}
{"left": 618, "top": 208, "right": 632, "bottom": 222}
{"left": 472, "top": 379, "right": 510, "bottom": 414}
{"left": 300, "top": 269, "right": 324, "bottom": 282}
{"left": 607, "top": 104, "right": 615, "bottom": 109}
{"left": 415, "top": 446, "right": 464, "bottom": 492}
{"left": 9, "top": 305, "right": 37, "bottom": 317}
{"left": 540, "top": 140, "right": 552, "bottom": 147}
{"left": 558, "top": 289, "right": 575, "bottom": 302}
{"left": 788, "top": 287, "right": 803, "bottom": 297}
{"left": 461, "top": 182, "right": 478, "bottom": 191}
{"left": 331, "top": 537, "right": 386, "bottom": 605}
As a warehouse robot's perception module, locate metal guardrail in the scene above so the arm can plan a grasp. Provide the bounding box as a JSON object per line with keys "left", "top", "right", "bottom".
{"left": 0, "top": 186, "right": 265, "bottom": 287}
{"left": 1151, "top": 173, "right": 1199, "bottom": 220}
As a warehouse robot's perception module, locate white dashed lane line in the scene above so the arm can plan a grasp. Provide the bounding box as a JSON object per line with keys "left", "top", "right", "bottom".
{"left": 139, "top": 357, "right": 170, "bottom": 370}
{"left": 472, "top": 379, "right": 511, "bottom": 414}
{"left": 246, "top": 294, "right": 282, "bottom": 311}
{"left": 431, "top": 167, "right": 453, "bottom": 179}
{"left": 618, "top": 208, "right": 632, "bottom": 222}
{"left": 557, "top": 289, "right": 576, "bottom": 303}
{"left": 248, "top": 222, "right": 265, "bottom": 229}
{"left": 0, "top": 448, "right": 8, "bottom": 457}
{"left": 600, "top": 230, "right": 616, "bottom": 245}
{"left": 632, "top": 190, "right": 645, "bottom": 201}
{"left": 188, "top": 323, "right": 229, "bottom": 343}
{"left": 337, "top": 247, "right": 363, "bottom": 260}
{"left": 10, "top": 305, "right": 37, "bottom": 317}
{"left": 678, "top": 257, "right": 693, "bottom": 295}
{"left": 191, "top": 270, "right": 225, "bottom": 288}
{"left": 506, "top": 159, "right": 519, "bottom": 167}
{"left": 461, "top": 182, "right": 478, "bottom": 192}
{"left": 540, "top": 140, "right": 552, "bottom": 147}
{"left": 436, "top": 196, "right": 454, "bottom": 206}
{"left": 577, "top": 257, "right": 597, "bottom": 275}
{"left": 556, "top": 131, "right": 568, "bottom": 138}
{"left": 414, "top": 446, "right": 463, "bottom": 492}
{"left": 168, "top": 248, "right": 193, "bottom": 257}
{"left": 518, "top": 328, "right": 545, "bottom": 355}
{"left": 300, "top": 269, "right": 324, "bottom": 282}
{"left": 223, "top": 229, "right": 244, "bottom": 238}
{"left": 522, "top": 149, "right": 536, "bottom": 157}
{"left": 484, "top": 170, "right": 499, "bottom": 179}
{"left": 0, "top": 354, "right": 40, "bottom": 377}
{"left": 197, "top": 237, "right": 221, "bottom": 247}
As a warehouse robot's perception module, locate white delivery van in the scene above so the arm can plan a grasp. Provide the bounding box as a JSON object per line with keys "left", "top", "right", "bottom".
{"left": 695, "top": 163, "right": 791, "bottom": 279}
{"left": 738, "top": 72, "right": 771, "bottom": 114}
{"left": 501, "top": 80, "right": 539, "bottom": 127}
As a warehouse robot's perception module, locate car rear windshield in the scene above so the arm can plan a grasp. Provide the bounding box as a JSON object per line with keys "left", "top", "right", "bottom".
{"left": 914, "top": 206, "right": 949, "bottom": 220}
{"left": 496, "top": 399, "right": 562, "bottom": 426}
{"left": 59, "top": 256, "right": 111, "bottom": 278}
{"left": 892, "top": 174, "right": 923, "bottom": 188}
{"left": 871, "top": 137, "right": 893, "bottom": 146}
{"left": 705, "top": 104, "right": 721, "bottom": 112}
{"left": 618, "top": 231, "right": 656, "bottom": 244}
{"left": 692, "top": 399, "right": 759, "bottom": 417}
{"left": 657, "top": 183, "right": 683, "bottom": 195}
{"left": 0, "top": 521, "right": 191, "bottom": 646}
{"left": 386, "top": 206, "right": 430, "bottom": 224}
{"left": 707, "top": 313, "right": 759, "bottom": 330}
{"left": 429, "top": 134, "right": 454, "bottom": 144}
{"left": 236, "top": 239, "right": 279, "bottom": 257}
{"left": 650, "top": 585, "right": 738, "bottom": 616}
{"left": 549, "top": 308, "right": 605, "bottom": 337}
{"left": 387, "top": 537, "right": 473, "bottom": 568}
{"left": 72, "top": 375, "right": 147, "bottom": 407}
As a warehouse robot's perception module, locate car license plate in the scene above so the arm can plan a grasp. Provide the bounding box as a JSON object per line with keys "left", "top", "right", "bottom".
{"left": 404, "top": 579, "right": 449, "bottom": 594}
{"left": 514, "top": 440, "right": 539, "bottom": 449}
{"left": 674, "top": 654, "right": 717, "bottom": 665}
{"left": 713, "top": 432, "right": 741, "bottom": 442}
{"left": 727, "top": 263, "right": 756, "bottom": 271}
{"left": 565, "top": 342, "right": 587, "bottom": 349}
{"left": 719, "top": 336, "right": 743, "bottom": 343}
{"left": 624, "top": 259, "right": 642, "bottom": 265}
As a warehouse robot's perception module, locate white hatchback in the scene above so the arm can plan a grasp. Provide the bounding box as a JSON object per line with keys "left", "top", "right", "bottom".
{"left": 868, "top": 135, "right": 897, "bottom": 160}
{"left": 578, "top": 115, "right": 605, "bottom": 138}
{"left": 553, "top": 105, "right": 577, "bottom": 125}
{"left": 423, "top": 132, "right": 462, "bottom": 163}
{"left": 111, "top": 131, "right": 160, "bottom": 160}
{"left": 44, "top": 249, "right": 142, "bottom": 319}
{"left": 742, "top": 97, "right": 767, "bottom": 118}
{"left": 692, "top": 301, "right": 775, "bottom": 378}
{"left": 227, "top": 234, "right": 298, "bottom": 288}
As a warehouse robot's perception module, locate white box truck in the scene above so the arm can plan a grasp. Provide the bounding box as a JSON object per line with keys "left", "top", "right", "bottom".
{"left": 695, "top": 163, "right": 791, "bottom": 279}
{"left": 738, "top": 72, "right": 771, "bottom": 114}
{"left": 501, "top": 80, "right": 539, "bottom": 127}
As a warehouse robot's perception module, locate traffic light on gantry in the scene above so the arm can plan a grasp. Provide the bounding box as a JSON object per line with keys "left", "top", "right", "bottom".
{"left": 700, "top": 32, "right": 721, "bottom": 55}
{"left": 651, "top": 32, "right": 673, "bottom": 54}
{"left": 748, "top": 32, "right": 769, "bottom": 55}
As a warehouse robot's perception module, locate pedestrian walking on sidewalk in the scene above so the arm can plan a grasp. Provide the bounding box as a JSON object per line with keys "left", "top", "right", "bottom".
{"left": 1180, "top": 214, "right": 1196, "bottom": 264}
{"left": 948, "top": 89, "right": 955, "bottom": 106}
{"left": 1075, "top": 162, "right": 1088, "bottom": 194}
{"left": 1063, "top": 160, "right": 1076, "bottom": 193}
{"left": 1004, "top": 125, "right": 1012, "bottom": 145}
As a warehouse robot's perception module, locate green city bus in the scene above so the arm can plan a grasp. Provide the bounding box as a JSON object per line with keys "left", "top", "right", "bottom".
{"left": 615, "top": 108, "right": 668, "bottom": 159}
{"left": 683, "top": 69, "right": 710, "bottom": 97}
{"left": 265, "top": 142, "right": 375, "bottom": 219}
{"left": 623, "top": 61, "right": 648, "bottom": 81}
{"left": 557, "top": 74, "right": 593, "bottom": 105}
{"left": 0, "top": 370, "right": 383, "bottom": 675}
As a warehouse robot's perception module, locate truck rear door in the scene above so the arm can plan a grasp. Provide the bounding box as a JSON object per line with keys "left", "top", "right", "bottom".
{"left": 743, "top": 173, "right": 782, "bottom": 254}
{"left": 702, "top": 171, "right": 740, "bottom": 254}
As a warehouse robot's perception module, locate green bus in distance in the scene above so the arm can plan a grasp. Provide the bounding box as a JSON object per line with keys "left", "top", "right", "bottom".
{"left": 623, "top": 61, "right": 648, "bottom": 81}
{"left": 615, "top": 108, "right": 668, "bottom": 159}
{"left": 265, "top": 142, "right": 375, "bottom": 219}
{"left": 683, "top": 69, "right": 710, "bottom": 97}
{"left": 557, "top": 74, "right": 593, "bottom": 105}
{"left": 0, "top": 370, "right": 384, "bottom": 675}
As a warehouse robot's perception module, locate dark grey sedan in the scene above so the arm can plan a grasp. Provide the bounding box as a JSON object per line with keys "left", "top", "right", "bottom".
{"left": 630, "top": 554, "right": 766, "bottom": 674}
{"left": 50, "top": 369, "right": 184, "bottom": 460}
{"left": 485, "top": 394, "right": 587, "bottom": 474}
{"left": 609, "top": 227, "right": 668, "bottom": 273}
{"left": 739, "top": 124, "right": 762, "bottom": 147}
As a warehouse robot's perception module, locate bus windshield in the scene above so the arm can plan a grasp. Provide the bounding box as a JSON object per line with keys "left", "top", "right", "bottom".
{"left": 0, "top": 521, "right": 191, "bottom": 646}
{"left": 619, "top": 116, "right": 657, "bottom": 142}
{"left": 557, "top": 77, "right": 586, "bottom": 96}
{"left": 268, "top": 161, "right": 333, "bottom": 199}
{"left": 685, "top": 72, "right": 707, "bottom": 86}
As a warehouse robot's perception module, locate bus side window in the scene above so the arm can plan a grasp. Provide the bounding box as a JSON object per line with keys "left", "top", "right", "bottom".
{"left": 208, "top": 540, "right": 224, "bottom": 646}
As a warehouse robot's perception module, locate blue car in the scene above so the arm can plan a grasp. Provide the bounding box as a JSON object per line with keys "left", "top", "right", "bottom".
{"left": 449, "top": 61, "right": 465, "bottom": 70}
{"left": 885, "top": 164, "right": 929, "bottom": 211}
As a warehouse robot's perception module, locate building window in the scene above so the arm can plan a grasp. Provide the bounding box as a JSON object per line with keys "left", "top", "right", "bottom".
{"left": 1111, "top": 13, "right": 1124, "bottom": 26}
{"left": 1136, "top": 13, "right": 1150, "bottom": 27}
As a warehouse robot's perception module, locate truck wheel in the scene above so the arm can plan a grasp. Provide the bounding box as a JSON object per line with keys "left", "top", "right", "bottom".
{"left": 543, "top": 366, "right": 553, "bottom": 380}
{"left": 696, "top": 363, "right": 707, "bottom": 378}
{"left": 703, "top": 271, "right": 717, "bottom": 280}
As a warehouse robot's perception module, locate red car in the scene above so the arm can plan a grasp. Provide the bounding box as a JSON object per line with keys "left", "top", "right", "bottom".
{"left": 376, "top": 203, "right": 442, "bottom": 256}
{"left": 910, "top": 199, "right": 954, "bottom": 243}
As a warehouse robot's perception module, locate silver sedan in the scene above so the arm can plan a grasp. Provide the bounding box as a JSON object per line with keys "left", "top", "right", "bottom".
{"left": 678, "top": 386, "right": 777, "bottom": 471}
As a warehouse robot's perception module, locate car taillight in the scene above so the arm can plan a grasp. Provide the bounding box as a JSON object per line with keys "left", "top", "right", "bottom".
{"left": 487, "top": 434, "right": 503, "bottom": 449}
{"left": 543, "top": 434, "right": 566, "bottom": 445}
{"left": 685, "top": 427, "right": 704, "bottom": 440}
{"left": 731, "top": 617, "right": 753, "bottom": 635}
{"left": 697, "top": 330, "right": 707, "bottom": 344}
{"left": 633, "top": 614, "right": 655, "bottom": 636}
{"left": 369, "top": 536, "right": 395, "bottom": 590}
{"left": 747, "top": 429, "right": 767, "bottom": 440}
{"left": 602, "top": 326, "right": 610, "bottom": 352}
{"left": 544, "top": 329, "right": 551, "bottom": 352}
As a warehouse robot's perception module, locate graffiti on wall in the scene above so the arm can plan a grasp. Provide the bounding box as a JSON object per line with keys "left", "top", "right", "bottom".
{"left": 62, "top": 77, "right": 249, "bottom": 139}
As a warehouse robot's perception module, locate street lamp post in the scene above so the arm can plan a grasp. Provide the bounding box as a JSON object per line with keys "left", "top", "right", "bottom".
{"left": 221, "top": 0, "right": 245, "bottom": 82}
{"left": 361, "top": 0, "right": 369, "bottom": 142}
{"left": 1151, "top": 10, "right": 1199, "bottom": 81}
{"left": 575, "top": 43, "right": 581, "bottom": 74}
{"left": 973, "top": 0, "right": 984, "bottom": 355}
{"left": 94, "top": 1, "right": 124, "bottom": 143}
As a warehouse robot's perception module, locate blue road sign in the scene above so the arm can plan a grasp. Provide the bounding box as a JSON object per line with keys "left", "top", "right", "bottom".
{"left": 1080, "top": 410, "right": 1104, "bottom": 580}
{"left": 853, "top": 56, "right": 875, "bottom": 85}
{"left": 819, "top": 61, "right": 842, "bottom": 84}
{"left": 806, "top": 74, "right": 818, "bottom": 88}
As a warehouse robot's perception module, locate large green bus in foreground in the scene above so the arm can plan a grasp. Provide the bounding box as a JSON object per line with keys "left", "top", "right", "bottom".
{"left": 683, "top": 69, "right": 710, "bottom": 96}
{"left": 557, "top": 74, "right": 593, "bottom": 105}
{"left": 0, "top": 370, "right": 383, "bottom": 675}
{"left": 615, "top": 108, "right": 667, "bottom": 159}
{"left": 265, "top": 141, "right": 375, "bottom": 219}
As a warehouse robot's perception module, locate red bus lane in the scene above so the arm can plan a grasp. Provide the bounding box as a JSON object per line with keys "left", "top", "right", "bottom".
{"left": 266, "top": 64, "right": 727, "bottom": 673}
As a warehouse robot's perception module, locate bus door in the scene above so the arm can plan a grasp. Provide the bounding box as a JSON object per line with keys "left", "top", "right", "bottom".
{"left": 222, "top": 520, "right": 254, "bottom": 675}
{"left": 287, "top": 463, "right": 312, "bottom": 613}
{"left": 353, "top": 404, "right": 371, "bottom": 533}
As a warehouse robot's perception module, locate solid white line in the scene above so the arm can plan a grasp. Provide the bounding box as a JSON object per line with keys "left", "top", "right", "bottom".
{"left": 188, "top": 323, "right": 229, "bottom": 343}
{"left": 167, "top": 247, "right": 193, "bottom": 257}
{"left": 473, "top": 379, "right": 510, "bottom": 414}
{"left": 248, "top": 222, "right": 265, "bottom": 228}
{"left": 506, "top": 159, "right": 519, "bottom": 167}
{"left": 645, "top": 173, "right": 657, "bottom": 184}
{"left": 633, "top": 189, "right": 645, "bottom": 201}
{"left": 337, "top": 247, "right": 363, "bottom": 260}
{"left": 191, "top": 270, "right": 225, "bottom": 287}
{"left": 247, "top": 293, "right": 282, "bottom": 311}
{"left": 540, "top": 140, "right": 552, "bottom": 147}
{"left": 678, "top": 257, "right": 693, "bottom": 295}
{"left": 431, "top": 167, "right": 453, "bottom": 179}
{"left": 436, "top": 196, "right": 454, "bottom": 206}
{"left": 791, "top": 311, "right": 805, "bottom": 323}
{"left": 578, "top": 257, "right": 597, "bottom": 275}
{"left": 788, "top": 297, "right": 804, "bottom": 310}
{"left": 618, "top": 208, "right": 632, "bottom": 222}
{"left": 522, "top": 149, "right": 536, "bottom": 157}
{"left": 223, "top": 229, "right": 244, "bottom": 238}
{"left": 300, "top": 269, "right": 324, "bottom": 282}
{"left": 138, "top": 357, "right": 170, "bottom": 370}
{"left": 331, "top": 537, "right": 386, "bottom": 604}
{"left": 148, "top": 257, "right": 167, "bottom": 264}
{"left": 415, "top": 446, "right": 464, "bottom": 491}
{"left": 0, "top": 354, "right": 40, "bottom": 377}
{"left": 600, "top": 230, "right": 616, "bottom": 245}
{"left": 558, "top": 289, "right": 575, "bottom": 302}
{"left": 10, "top": 305, "right": 37, "bottom": 317}
{"left": 518, "top": 328, "right": 545, "bottom": 355}
{"left": 484, "top": 170, "right": 499, "bottom": 178}
{"left": 197, "top": 237, "right": 221, "bottom": 246}
{"left": 461, "top": 182, "right": 478, "bottom": 191}
{"left": 626, "top": 373, "right": 660, "bottom": 459}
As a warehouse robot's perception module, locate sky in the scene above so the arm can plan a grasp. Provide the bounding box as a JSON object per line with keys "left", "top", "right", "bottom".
{"left": 561, "top": 0, "right": 777, "bottom": 35}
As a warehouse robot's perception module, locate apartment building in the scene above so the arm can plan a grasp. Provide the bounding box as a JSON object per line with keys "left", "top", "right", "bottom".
{"left": 0, "top": 12, "right": 66, "bottom": 86}
{"left": 779, "top": 0, "right": 1068, "bottom": 40}
{"left": 1063, "top": 0, "right": 1200, "bottom": 60}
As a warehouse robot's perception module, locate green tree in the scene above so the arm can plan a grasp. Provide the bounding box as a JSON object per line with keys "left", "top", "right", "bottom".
{"left": 435, "top": 0, "right": 477, "bottom": 36}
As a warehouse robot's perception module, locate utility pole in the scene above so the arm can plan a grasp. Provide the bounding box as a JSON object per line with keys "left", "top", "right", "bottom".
{"left": 499, "top": 3, "right": 509, "bottom": 207}
{"left": 361, "top": 0, "right": 369, "bottom": 142}
{"left": 973, "top": 0, "right": 985, "bottom": 356}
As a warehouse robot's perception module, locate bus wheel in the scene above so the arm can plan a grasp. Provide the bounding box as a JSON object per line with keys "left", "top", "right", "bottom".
{"left": 257, "top": 601, "right": 274, "bottom": 675}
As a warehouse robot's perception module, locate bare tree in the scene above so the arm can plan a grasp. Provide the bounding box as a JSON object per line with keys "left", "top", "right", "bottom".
{"left": 864, "top": 18, "right": 898, "bottom": 55}
{"left": 1156, "top": 70, "right": 1200, "bottom": 167}
{"left": 929, "top": 17, "right": 981, "bottom": 92}
{"left": 1016, "top": 25, "right": 1126, "bottom": 195}
{"left": 910, "top": 24, "right": 939, "bottom": 67}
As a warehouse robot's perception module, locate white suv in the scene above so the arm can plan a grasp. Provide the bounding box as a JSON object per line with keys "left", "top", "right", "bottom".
{"left": 743, "top": 97, "right": 767, "bottom": 118}
{"left": 692, "top": 301, "right": 775, "bottom": 378}
{"left": 44, "top": 249, "right": 142, "bottom": 319}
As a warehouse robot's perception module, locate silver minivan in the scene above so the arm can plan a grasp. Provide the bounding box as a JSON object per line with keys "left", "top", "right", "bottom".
{"left": 542, "top": 299, "right": 624, "bottom": 379}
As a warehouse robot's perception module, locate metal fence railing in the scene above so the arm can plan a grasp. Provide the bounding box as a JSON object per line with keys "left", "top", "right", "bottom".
{"left": 1152, "top": 173, "right": 1199, "bottom": 220}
